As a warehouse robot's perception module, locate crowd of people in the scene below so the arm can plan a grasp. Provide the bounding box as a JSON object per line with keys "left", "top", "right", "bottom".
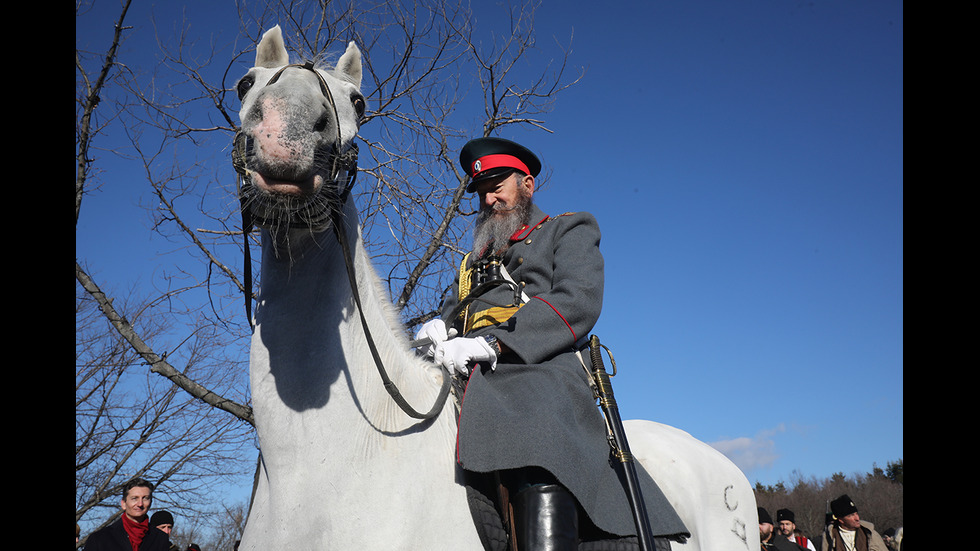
{"left": 82, "top": 482, "right": 904, "bottom": 550}
{"left": 760, "top": 494, "right": 903, "bottom": 551}
{"left": 80, "top": 478, "right": 903, "bottom": 551}
{"left": 76, "top": 477, "right": 214, "bottom": 551}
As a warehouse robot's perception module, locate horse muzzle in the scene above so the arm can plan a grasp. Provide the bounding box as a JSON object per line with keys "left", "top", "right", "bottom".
{"left": 233, "top": 130, "right": 357, "bottom": 232}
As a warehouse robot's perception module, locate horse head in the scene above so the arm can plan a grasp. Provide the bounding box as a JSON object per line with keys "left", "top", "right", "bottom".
{"left": 233, "top": 25, "right": 366, "bottom": 234}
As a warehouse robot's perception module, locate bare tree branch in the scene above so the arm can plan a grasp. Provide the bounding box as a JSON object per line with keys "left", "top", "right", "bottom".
{"left": 76, "top": 262, "right": 254, "bottom": 425}
{"left": 76, "top": 0, "right": 134, "bottom": 224}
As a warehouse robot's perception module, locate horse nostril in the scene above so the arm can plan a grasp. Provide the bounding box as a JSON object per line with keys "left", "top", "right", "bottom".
{"left": 313, "top": 113, "right": 331, "bottom": 133}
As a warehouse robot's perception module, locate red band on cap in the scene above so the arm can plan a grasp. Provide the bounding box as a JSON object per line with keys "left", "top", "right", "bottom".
{"left": 471, "top": 154, "right": 530, "bottom": 178}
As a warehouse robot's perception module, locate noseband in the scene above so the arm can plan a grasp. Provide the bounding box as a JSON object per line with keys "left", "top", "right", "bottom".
{"left": 232, "top": 61, "right": 449, "bottom": 422}
{"left": 233, "top": 61, "right": 358, "bottom": 188}
{"left": 232, "top": 60, "right": 360, "bottom": 230}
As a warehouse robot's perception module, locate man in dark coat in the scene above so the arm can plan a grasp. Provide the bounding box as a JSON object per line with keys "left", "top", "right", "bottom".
{"left": 149, "top": 510, "right": 180, "bottom": 551}
{"left": 760, "top": 508, "right": 806, "bottom": 551}
{"left": 418, "top": 137, "right": 688, "bottom": 550}
{"left": 777, "top": 508, "right": 815, "bottom": 550}
{"left": 84, "top": 478, "right": 172, "bottom": 551}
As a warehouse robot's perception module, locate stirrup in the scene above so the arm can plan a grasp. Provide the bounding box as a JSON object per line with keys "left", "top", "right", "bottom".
{"left": 512, "top": 484, "right": 579, "bottom": 551}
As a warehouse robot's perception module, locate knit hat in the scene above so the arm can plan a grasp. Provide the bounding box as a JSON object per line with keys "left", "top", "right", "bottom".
{"left": 758, "top": 507, "right": 774, "bottom": 525}
{"left": 776, "top": 508, "right": 795, "bottom": 523}
{"left": 830, "top": 494, "right": 858, "bottom": 518}
{"left": 150, "top": 510, "right": 175, "bottom": 527}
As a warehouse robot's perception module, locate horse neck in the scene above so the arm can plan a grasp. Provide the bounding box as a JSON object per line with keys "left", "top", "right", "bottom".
{"left": 254, "top": 201, "right": 451, "bottom": 437}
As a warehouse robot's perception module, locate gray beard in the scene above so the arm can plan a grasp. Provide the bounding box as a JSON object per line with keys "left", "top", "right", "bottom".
{"left": 472, "top": 197, "right": 533, "bottom": 257}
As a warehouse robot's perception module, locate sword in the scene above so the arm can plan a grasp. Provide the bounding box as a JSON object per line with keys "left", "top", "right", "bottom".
{"left": 587, "top": 335, "right": 656, "bottom": 551}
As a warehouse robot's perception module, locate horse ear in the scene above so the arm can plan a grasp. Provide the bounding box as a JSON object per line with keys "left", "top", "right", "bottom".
{"left": 256, "top": 25, "right": 289, "bottom": 68}
{"left": 335, "top": 42, "right": 362, "bottom": 89}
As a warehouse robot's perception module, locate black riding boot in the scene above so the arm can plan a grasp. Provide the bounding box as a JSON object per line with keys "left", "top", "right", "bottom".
{"left": 512, "top": 484, "right": 579, "bottom": 551}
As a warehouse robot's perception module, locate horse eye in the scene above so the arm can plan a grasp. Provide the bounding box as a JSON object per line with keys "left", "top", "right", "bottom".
{"left": 237, "top": 76, "right": 255, "bottom": 100}
{"left": 352, "top": 95, "right": 366, "bottom": 118}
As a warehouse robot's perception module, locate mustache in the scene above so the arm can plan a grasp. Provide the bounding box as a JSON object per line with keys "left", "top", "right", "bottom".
{"left": 488, "top": 202, "right": 519, "bottom": 213}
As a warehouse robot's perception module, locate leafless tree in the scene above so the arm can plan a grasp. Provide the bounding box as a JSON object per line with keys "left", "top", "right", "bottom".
{"left": 76, "top": 0, "right": 580, "bottom": 544}
{"left": 75, "top": 286, "right": 254, "bottom": 544}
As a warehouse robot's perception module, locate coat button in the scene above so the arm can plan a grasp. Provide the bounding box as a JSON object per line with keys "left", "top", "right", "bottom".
{"left": 525, "top": 238, "right": 532, "bottom": 245}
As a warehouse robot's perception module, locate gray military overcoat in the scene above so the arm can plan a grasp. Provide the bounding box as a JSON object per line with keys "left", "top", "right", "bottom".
{"left": 441, "top": 203, "right": 689, "bottom": 540}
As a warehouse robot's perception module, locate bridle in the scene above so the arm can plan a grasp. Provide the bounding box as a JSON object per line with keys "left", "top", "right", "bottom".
{"left": 232, "top": 61, "right": 450, "bottom": 422}
{"left": 232, "top": 61, "right": 358, "bottom": 232}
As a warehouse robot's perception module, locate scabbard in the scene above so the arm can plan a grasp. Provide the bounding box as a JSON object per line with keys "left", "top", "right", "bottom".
{"left": 588, "top": 335, "right": 655, "bottom": 551}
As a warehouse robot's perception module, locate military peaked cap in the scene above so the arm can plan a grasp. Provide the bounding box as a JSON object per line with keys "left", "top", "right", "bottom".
{"left": 460, "top": 137, "right": 541, "bottom": 192}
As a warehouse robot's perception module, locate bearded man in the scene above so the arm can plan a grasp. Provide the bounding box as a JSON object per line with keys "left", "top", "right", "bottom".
{"left": 760, "top": 508, "right": 804, "bottom": 551}
{"left": 416, "top": 137, "right": 688, "bottom": 550}
{"left": 777, "top": 508, "right": 815, "bottom": 550}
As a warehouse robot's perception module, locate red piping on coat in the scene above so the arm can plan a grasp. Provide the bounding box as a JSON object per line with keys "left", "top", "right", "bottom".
{"left": 510, "top": 215, "right": 551, "bottom": 241}
{"left": 532, "top": 296, "right": 575, "bottom": 341}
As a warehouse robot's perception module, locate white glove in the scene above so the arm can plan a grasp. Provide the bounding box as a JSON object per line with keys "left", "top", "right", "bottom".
{"left": 433, "top": 337, "right": 497, "bottom": 376}
{"left": 414, "top": 319, "right": 457, "bottom": 358}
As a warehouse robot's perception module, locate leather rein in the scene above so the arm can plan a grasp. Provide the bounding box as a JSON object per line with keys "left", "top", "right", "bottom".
{"left": 233, "top": 61, "right": 450, "bottom": 422}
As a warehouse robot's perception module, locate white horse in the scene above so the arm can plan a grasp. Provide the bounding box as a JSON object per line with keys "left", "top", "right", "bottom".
{"left": 234, "top": 25, "right": 760, "bottom": 550}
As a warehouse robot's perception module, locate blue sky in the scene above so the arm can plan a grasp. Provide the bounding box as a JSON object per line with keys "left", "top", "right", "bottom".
{"left": 521, "top": 0, "right": 903, "bottom": 487}
{"left": 77, "top": 0, "right": 902, "bottom": 491}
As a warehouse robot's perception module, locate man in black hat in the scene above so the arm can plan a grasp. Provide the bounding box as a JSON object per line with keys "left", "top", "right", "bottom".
{"left": 819, "top": 495, "right": 888, "bottom": 551}
{"left": 777, "top": 508, "right": 815, "bottom": 550}
{"left": 760, "top": 508, "right": 805, "bottom": 551}
{"left": 150, "top": 511, "right": 180, "bottom": 551}
{"left": 416, "top": 137, "right": 688, "bottom": 550}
